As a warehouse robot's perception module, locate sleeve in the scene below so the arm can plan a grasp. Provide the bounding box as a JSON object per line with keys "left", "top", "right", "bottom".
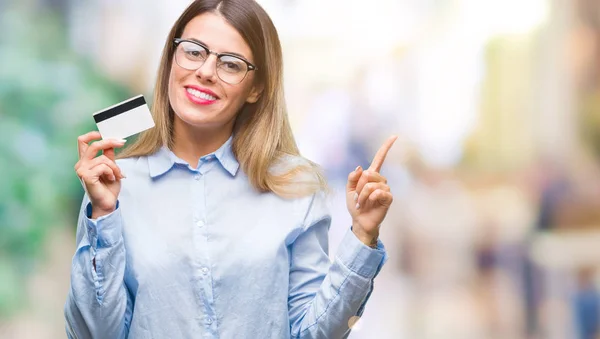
{"left": 63, "top": 196, "right": 133, "bottom": 339}
{"left": 288, "top": 192, "right": 387, "bottom": 338}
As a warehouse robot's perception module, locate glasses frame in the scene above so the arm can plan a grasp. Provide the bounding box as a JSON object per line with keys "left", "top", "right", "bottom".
{"left": 173, "top": 38, "right": 257, "bottom": 85}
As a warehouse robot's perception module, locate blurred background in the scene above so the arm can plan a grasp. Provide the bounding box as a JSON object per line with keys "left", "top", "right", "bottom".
{"left": 1, "top": 0, "right": 600, "bottom": 338}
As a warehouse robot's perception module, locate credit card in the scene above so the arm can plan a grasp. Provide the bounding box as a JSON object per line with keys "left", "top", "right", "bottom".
{"left": 93, "top": 94, "right": 155, "bottom": 140}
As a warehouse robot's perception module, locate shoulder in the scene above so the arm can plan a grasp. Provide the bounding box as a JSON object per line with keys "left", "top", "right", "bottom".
{"left": 269, "top": 153, "right": 323, "bottom": 186}
{"left": 270, "top": 154, "right": 331, "bottom": 228}
{"left": 302, "top": 189, "right": 331, "bottom": 231}
{"left": 269, "top": 153, "right": 315, "bottom": 173}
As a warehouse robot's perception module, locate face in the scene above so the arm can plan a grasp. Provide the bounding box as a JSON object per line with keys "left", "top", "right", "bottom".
{"left": 168, "top": 12, "right": 261, "bottom": 132}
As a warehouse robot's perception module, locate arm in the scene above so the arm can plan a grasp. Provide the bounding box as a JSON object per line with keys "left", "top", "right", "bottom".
{"left": 288, "top": 195, "right": 386, "bottom": 339}
{"left": 64, "top": 197, "right": 133, "bottom": 339}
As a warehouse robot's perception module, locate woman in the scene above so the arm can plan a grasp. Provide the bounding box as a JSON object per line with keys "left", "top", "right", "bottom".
{"left": 65, "top": 1, "right": 397, "bottom": 338}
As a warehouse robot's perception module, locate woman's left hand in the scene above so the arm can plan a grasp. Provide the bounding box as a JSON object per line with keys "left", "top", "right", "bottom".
{"left": 346, "top": 135, "right": 398, "bottom": 247}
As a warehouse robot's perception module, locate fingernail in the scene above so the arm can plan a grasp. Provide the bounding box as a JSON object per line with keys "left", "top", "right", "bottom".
{"left": 355, "top": 166, "right": 361, "bottom": 172}
{"left": 353, "top": 193, "right": 358, "bottom": 202}
{"left": 355, "top": 203, "right": 360, "bottom": 210}
{"left": 118, "top": 139, "right": 127, "bottom": 144}
{"left": 120, "top": 173, "right": 127, "bottom": 179}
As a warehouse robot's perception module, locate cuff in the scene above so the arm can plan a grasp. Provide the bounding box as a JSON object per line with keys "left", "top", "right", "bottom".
{"left": 85, "top": 201, "right": 123, "bottom": 248}
{"left": 335, "top": 227, "right": 387, "bottom": 279}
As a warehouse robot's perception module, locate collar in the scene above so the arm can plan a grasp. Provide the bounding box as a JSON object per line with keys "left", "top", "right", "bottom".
{"left": 147, "top": 135, "right": 239, "bottom": 178}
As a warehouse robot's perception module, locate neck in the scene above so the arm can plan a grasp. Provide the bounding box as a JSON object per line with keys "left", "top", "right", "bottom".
{"left": 171, "top": 117, "right": 233, "bottom": 168}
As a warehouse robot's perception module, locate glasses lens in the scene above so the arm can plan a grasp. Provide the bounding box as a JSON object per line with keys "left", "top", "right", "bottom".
{"left": 217, "top": 55, "right": 248, "bottom": 84}
{"left": 176, "top": 41, "right": 208, "bottom": 70}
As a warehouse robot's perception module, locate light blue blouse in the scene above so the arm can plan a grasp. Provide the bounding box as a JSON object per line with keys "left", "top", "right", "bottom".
{"left": 64, "top": 136, "right": 386, "bottom": 338}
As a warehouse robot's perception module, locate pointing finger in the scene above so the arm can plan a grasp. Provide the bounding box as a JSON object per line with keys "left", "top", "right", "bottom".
{"left": 368, "top": 135, "right": 398, "bottom": 172}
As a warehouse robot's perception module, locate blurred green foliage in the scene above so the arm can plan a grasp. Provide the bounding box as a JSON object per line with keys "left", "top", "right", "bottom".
{"left": 0, "top": 3, "right": 130, "bottom": 317}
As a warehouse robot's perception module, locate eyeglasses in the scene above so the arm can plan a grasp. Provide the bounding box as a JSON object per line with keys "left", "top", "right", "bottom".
{"left": 173, "top": 38, "right": 257, "bottom": 85}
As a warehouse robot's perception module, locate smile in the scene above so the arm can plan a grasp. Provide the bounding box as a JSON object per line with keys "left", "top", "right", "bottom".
{"left": 186, "top": 87, "right": 217, "bottom": 101}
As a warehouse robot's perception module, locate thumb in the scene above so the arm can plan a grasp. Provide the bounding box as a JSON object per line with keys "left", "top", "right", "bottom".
{"left": 104, "top": 147, "right": 116, "bottom": 161}
{"left": 346, "top": 166, "right": 363, "bottom": 193}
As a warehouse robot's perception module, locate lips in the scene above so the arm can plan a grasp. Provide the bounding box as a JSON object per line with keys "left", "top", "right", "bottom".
{"left": 184, "top": 85, "right": 219, "bottom": 105}
{"left": 186, "top": 85, "right": 219, "bottom": 98}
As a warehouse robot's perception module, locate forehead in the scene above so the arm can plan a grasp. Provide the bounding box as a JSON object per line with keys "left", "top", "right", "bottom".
{"left": 181, "top": 12, "right": 253, "bottom": 60}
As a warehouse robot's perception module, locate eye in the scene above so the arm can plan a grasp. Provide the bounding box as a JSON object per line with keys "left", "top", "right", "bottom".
{"left": 223, "top": 62, "right": 241, "bottom": 71}
{"left": 219, "top": 56, "right": 246, "bottom": 73}
{"left": 181, "top": 42, "right": 207, "bottom": 60}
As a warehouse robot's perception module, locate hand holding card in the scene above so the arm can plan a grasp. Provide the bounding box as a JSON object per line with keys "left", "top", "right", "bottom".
{"left": 75, "top": 132, "right": 125, "bottom": 218}
{"left": 75, "top": 95, "right": 155, "bottom": 218}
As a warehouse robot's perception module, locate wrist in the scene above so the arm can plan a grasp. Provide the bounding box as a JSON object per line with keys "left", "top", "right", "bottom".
{"left": 352, "top": 223, "right": 379, "bottom": 248}
{"left": 91, "top": 206, "right": 116, "bottom": 219}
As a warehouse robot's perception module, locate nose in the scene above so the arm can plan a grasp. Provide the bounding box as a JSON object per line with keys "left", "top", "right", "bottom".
{"left": 194, "top": 54, "right": 218, "bottom": 83}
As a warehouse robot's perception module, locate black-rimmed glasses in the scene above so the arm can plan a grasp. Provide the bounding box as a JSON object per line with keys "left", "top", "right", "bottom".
{"left": 173, "top": 38, "right": 257, "bottom": 85}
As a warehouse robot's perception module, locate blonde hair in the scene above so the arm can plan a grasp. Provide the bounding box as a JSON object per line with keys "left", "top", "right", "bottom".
{"left": 118, "top": 0, "right": 327, "bottom": 198}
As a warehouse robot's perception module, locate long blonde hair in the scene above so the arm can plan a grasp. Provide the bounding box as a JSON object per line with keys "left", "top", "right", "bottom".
{"left": 118, "top": 0, "right": 327, "bottom": 198}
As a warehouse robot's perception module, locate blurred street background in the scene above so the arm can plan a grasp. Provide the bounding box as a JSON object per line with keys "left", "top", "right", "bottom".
{"left": 2, "top": 0, "right": 600, "bottom": 338}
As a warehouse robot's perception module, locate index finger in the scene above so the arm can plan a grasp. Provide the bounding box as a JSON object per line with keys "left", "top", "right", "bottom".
{"left": 368, "top": 135, "right": 398, "bottom": 172}
{"left": 83, "top": 138, "right": 126, "bottom": 161}
{"left": 77, "top": 131, "right": 103, "bottom": 159}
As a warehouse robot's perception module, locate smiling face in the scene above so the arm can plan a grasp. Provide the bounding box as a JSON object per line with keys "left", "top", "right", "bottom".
{"left": 168, "top": 12, "right": 261, "bottom": 133}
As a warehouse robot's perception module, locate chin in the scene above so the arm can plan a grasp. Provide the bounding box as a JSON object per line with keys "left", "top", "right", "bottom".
{"left": 176, "top": 112, "right": 213, "bottom": 127}
{"left": 174, "top": 108, "right": 230, "bottom": 131}
{"left": 171, "top": 94, "right": 236, "bottom": 131}
{"left": 177, "top": 100, "right": 212, "bottom": 120}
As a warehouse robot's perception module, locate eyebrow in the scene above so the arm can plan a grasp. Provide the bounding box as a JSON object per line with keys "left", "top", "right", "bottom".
{"left": 186, "top": 37, "right": 249, "bottom": 60}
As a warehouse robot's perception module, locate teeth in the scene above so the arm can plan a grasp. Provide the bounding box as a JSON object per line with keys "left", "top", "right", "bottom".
{"left": 186, "top": 88, "right": 217, "bottom": 101}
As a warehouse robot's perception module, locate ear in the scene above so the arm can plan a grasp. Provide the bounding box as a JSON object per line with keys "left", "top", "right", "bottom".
{"left": 246, "top": 84, "right": 263, "bottom": 104}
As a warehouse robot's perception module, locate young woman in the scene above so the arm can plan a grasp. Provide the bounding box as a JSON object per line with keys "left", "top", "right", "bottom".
{"left": 65, "top": 1, "right": 397, "bottom": 338}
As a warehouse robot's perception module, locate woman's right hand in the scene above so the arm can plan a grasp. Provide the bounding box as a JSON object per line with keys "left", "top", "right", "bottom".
{"left": 75, "top": 131, "right": 126, "bottom": 219}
